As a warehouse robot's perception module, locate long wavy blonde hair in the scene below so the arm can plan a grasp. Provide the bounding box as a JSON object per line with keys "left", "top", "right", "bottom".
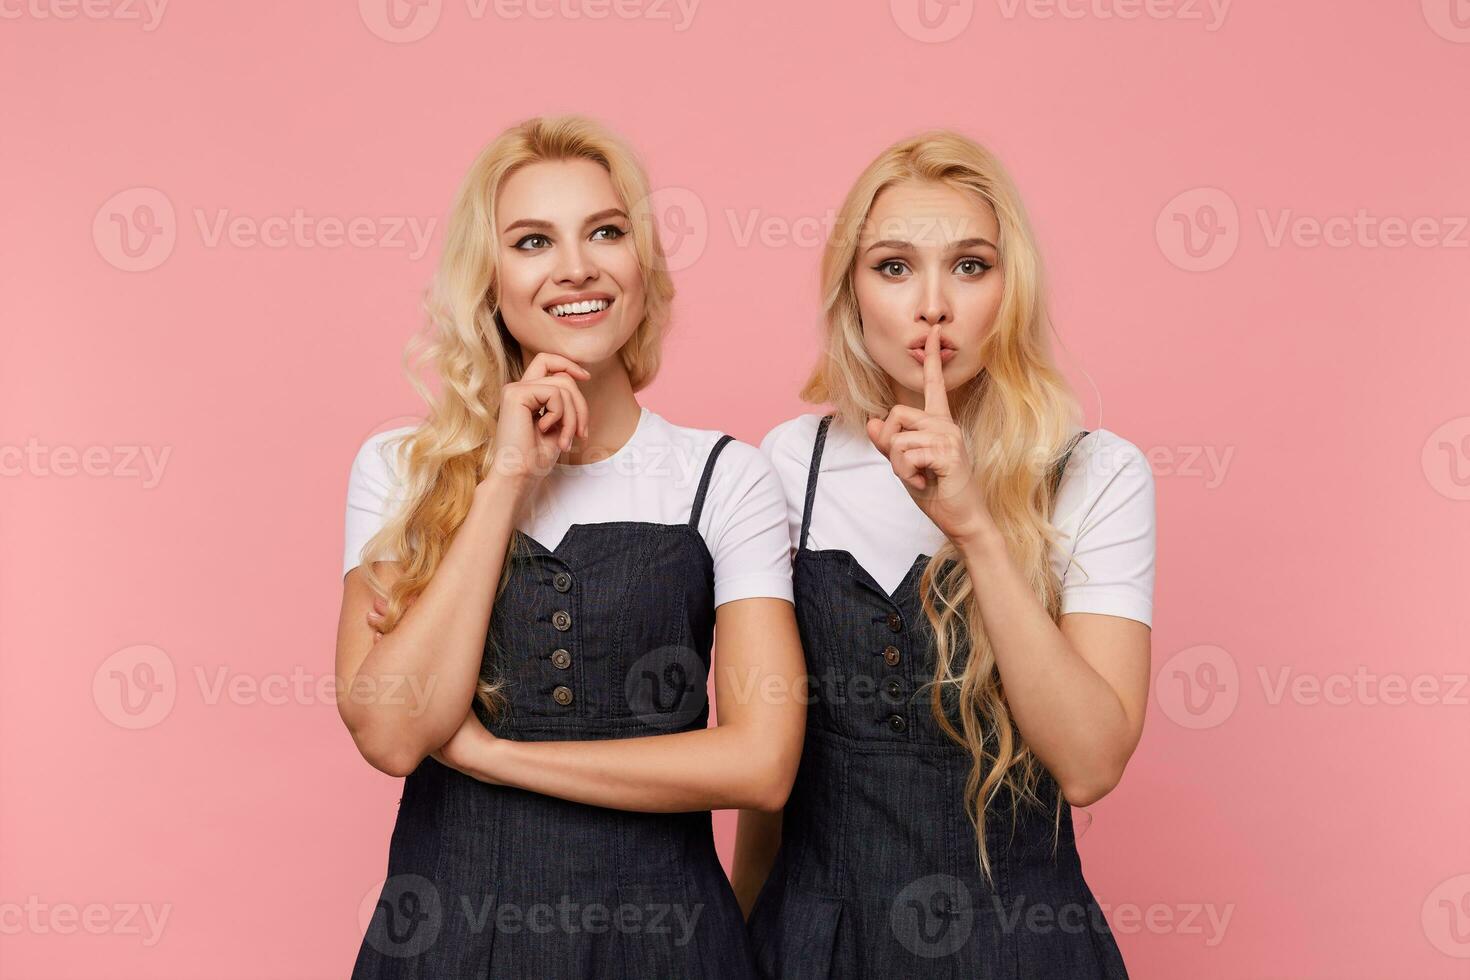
{"left": 358, "top": 115, "right": 674, "bottom": 716}
{"left": 801, "top": 131, "right": 1084, "bottom": 881}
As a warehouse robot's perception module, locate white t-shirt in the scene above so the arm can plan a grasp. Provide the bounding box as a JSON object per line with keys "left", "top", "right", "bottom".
{"left": 344, "top": 407, "right": 795, "bottom": 608}
{"left": 759, "top": 414, "right": 1155, "bottom": 627}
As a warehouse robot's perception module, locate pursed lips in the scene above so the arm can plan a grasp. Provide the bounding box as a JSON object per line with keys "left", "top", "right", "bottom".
{"left": 907, "top": 334, "right": 957, "bottom": 362}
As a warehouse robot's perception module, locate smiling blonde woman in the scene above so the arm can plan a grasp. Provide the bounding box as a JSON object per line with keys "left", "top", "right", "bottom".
{"left": 337, "top": 115, "right": 806, "bottom": 978}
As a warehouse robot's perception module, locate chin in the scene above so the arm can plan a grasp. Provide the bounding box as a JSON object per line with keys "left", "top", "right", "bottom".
{"left": 899, "top": 357, "right": 932, "bottom": 383}
{"left": 556, "top": 332, "right": 631, "bottom": 365}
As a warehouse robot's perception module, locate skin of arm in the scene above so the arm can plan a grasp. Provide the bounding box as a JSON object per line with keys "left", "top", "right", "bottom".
{"left": 335, "top": 474, "right": 523, "bottom": 777}
{"left": 335, "top": 353, "right": 592, "bottom": 778}
{"left": 868, "top": 326, "right": 1151, "bottom": 807}
{"left": 956, "top": 537, "right": 1151, "bottom": 806}
{"left": 731, "top": 808, "right": 784, "bottom": 918}
{"left": 429, "top": 595, "right": 808, "bottom": 814}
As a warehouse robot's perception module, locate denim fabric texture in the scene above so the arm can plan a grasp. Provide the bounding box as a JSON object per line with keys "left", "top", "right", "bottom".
{"left": 353, "top": 434, "right": 759, "bottom": 979}
{"left": 746, "top": 416, "right": 1129, "bottom": 979}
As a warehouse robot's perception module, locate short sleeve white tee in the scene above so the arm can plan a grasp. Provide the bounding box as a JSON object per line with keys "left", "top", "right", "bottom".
{"left": 343, "top": 406, "right": 795, "bottom": 608}
{"left": 759, "top": 414, "right": 1155, "bottom": 627}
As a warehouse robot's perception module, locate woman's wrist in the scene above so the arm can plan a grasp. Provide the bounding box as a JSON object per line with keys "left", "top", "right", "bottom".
{"left": 953, "top": 516, "right": 1006, "bottom": 567}
{"left": 457, "top": 723, "right": 510, "bottom": 784}
{"left": 475, "top": 469, "right": 530, "bottom": 506}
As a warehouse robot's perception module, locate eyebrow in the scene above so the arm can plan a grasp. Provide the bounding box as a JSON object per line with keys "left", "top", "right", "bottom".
{"left": 863, "top": 236, "right": 997, "bottom": 253}
{"left": 503, "top": 208, "right": 630, "bottom": 235}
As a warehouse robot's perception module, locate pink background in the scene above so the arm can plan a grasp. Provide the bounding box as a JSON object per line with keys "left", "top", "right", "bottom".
{"left": 3, "top": 1, "right": 1468, "bottom": 976}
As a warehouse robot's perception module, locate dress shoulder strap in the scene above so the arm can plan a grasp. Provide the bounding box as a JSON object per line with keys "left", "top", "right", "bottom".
{"left": 1051, "top": 429, "right": 1090, "bottom": 495}
{"left": 797, "top": 419, "right": 1083, "bottom": 542}
{"left": 689, "top": 433, "right": 735, "bottom": 529}
{"left": 798, "top": 415, "right": 835, "bottom": 552}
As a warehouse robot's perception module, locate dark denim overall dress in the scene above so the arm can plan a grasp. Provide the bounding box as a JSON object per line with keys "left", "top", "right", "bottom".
{"left": 352, "top": 434, "right": 758, "bottom": 979}
{"left": 746, "top": 416, "right": 1129, "bottom": 979}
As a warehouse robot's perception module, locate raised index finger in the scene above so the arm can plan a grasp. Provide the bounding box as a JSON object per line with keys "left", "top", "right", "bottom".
{"left": 923, "top": 325, "right": 951, "bottom": 420}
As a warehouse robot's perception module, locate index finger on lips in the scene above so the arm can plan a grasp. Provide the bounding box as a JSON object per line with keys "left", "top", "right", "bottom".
{"left": 923, "top": 325, "right": 951, "bottom": 420}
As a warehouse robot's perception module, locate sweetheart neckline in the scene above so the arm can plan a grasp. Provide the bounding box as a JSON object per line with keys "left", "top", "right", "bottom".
{"left": 796, "top": 545, "right": 934, "bottom": 604}
{"left": 513, "top": 520, "right": 714, "bottom": 568}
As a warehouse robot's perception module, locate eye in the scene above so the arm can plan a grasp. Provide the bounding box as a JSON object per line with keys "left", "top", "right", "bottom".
{"left": 873, "top": 259, "right": 910, "bottom": 279}
{"left": 590, "top": 224, "right": 627, "bottom": 242}
{"left": 514, "top": 233, "right": 551, "bottom": 251}
{"left": 954, "top": 257, "right": 993, "bottom": 277}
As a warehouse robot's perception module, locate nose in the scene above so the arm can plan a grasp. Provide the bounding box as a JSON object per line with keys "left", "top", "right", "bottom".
{"left": 915, "top": 272, "right": 951, "bottom": 327}
{"left": 553, "top": 239, "right": 598, "bottom": 286}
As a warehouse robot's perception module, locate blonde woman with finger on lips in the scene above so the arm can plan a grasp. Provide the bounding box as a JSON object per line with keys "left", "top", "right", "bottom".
{"left": 733, "top": 131, "right": 1155, "bottom": 978}
{"left": 337, "top": 115, "right": 806, "bottom": 979}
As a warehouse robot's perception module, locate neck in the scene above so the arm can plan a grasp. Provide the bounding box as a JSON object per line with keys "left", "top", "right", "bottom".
{"left": 561, "top": 360, "right": 641, "bottom": 466}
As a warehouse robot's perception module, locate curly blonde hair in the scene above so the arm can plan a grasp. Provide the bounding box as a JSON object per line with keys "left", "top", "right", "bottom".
{"left": 360, "top": 115, "right": 674, "bottom": 716}
{"left": 802, "top": 130, "right": 1084, "bottom": 882}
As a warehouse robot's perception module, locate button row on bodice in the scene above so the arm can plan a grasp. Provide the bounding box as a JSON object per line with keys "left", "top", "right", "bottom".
{"left": 877, "top": 610, "right": 907, "bottom": 736}
{"left": 547, "top": 568, "right": 575, "bottom": 707}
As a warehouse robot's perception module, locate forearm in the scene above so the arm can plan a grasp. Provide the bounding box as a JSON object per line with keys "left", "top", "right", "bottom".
{"left": 957, "top": 527, "right": 1134, "bottom": 800}
{"left": 732, "top": 808, "right": 783, "bottom": 918}
{"left": 344, "top": 476, "right": 522, "bottom": 768}
{"left": 455, "top": 723, "right": 796, "bottom": 814}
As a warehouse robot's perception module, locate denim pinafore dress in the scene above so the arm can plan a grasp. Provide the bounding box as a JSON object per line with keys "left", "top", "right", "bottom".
{"left": 352, "top": 434, "right": 758, "bottom": 979}
{"left": 746, "top": 415, "right": 1128, "bottom": 979}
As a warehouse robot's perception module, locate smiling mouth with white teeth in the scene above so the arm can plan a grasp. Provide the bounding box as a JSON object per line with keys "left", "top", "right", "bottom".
{"left": 547, "top": 298, "right": 613, "bottom": 321}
